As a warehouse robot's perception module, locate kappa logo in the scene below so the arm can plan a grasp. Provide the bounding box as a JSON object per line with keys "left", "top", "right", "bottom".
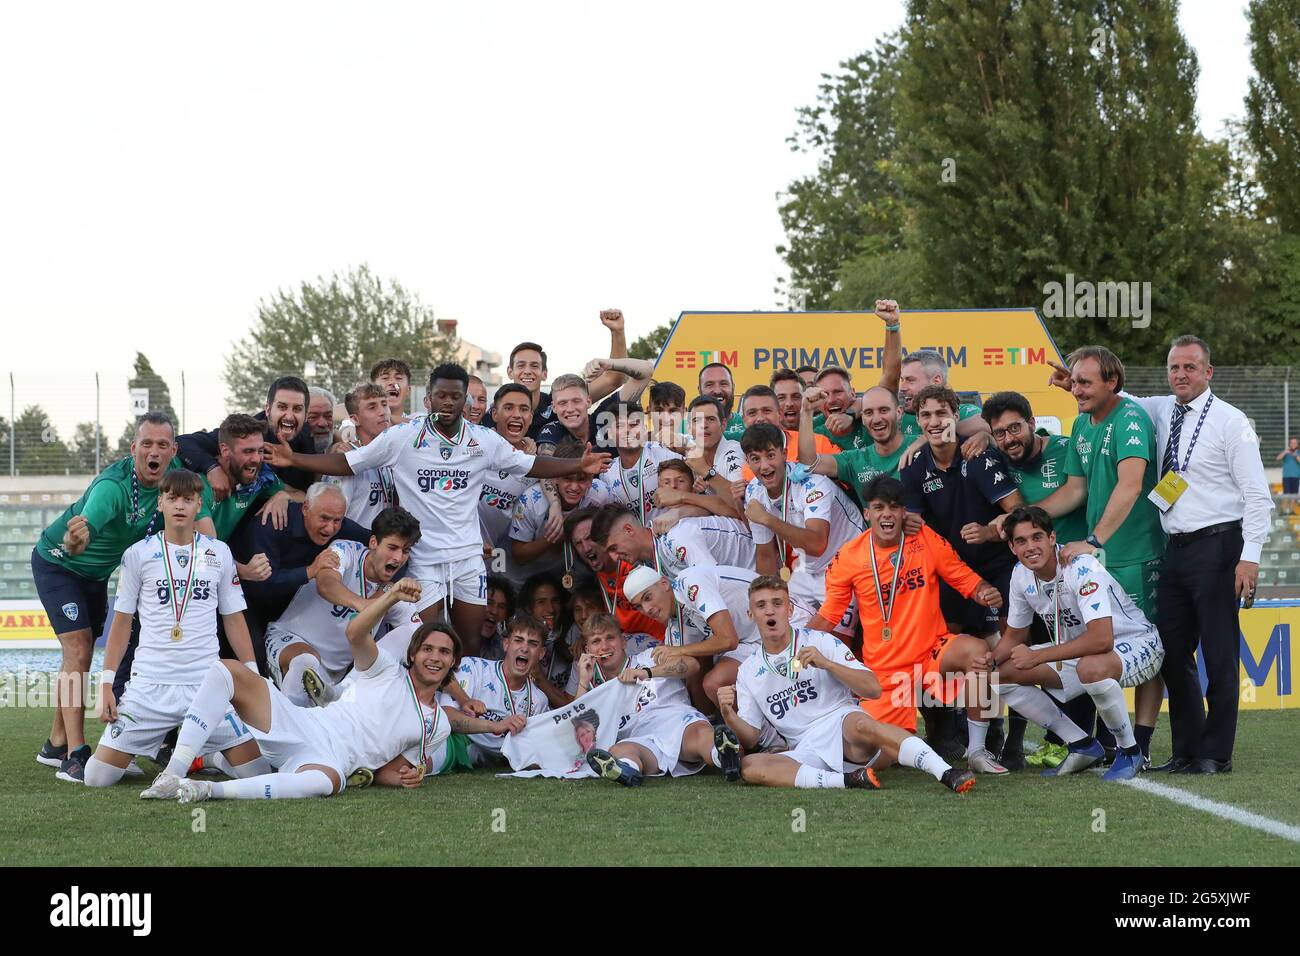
{"left": 688, "top": 584, "right": 699, "bottom": 603}
{"left": 1127, "top": 422, "right": 1142, "bottom": 432}
{"left": 1079, "top": 581, "right": 1098, "bottom": 596}
{"left": 440, "top": 446, "right": 453, "bottom": 461}
{"left": 62, "top": 602, "right": 79, "bottom": 622}
{"left": 984, "top": 458, "right": 995, "bottom": 469}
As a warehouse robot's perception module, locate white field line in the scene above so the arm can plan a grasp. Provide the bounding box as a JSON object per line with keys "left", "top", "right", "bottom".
{"left": 1120, "top": 776, "right": 1300, "bottom": 844}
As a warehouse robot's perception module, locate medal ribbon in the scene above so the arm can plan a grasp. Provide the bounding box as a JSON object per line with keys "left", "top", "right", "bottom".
{"left": 495, "top": 661, "right": 533, "bottom": 716}
{"left": 412, "top": 416, "right": 465, "bottom": 450}
{"left": 591, "top": 655, "right": 631, "bottom": 686}
{"left": 619, "top": 450, "right": 648, "bottom": 525}
{"left": 867, "top": 531, "right": 907, "bottom": 633}
{"left": 160, "top": 532, "right": 197, "bottom": 634}
{"left": 762, "top": 626, "right": 799, "bottom": 681}
{"left": 774, "top": 468, "right": 793, "bottom": 571}
{"left": 404, "top": 671, "right": 435, "bottom": 772}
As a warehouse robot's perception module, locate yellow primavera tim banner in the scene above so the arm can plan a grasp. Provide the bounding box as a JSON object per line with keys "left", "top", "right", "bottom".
{"left": 652, "top": 308, "right": 1079, "bottom": 432}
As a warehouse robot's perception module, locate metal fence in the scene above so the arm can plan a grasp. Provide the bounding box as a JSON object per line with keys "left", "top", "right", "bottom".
{"left": 2, "top": 365, "right": 1298, "bottom": 477}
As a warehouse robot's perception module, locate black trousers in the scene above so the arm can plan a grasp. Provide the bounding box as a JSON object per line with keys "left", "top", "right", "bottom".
{"left": 1157, "top": 524, "right": 1243, "bottom": 762}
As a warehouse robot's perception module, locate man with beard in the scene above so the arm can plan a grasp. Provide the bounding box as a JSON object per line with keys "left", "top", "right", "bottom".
{"left": 720, "top": 575, "right": 976, "bottom": 794}
{"left": 202, "top": 415, "right": 294, "bottom": 547}
{"left": 699, "top": 362, "right": 746, "bottom": 442}
{"left": 264, "top": 506, "right": 422, "bottom": 708}
{"left": 33, "top": 413, "right": 218, "bottom": 783}
{"left": 771, "top": 369, "right": 807, "bottom": 433}
{"left": 307, "top": 388, "right": 338, "bottom": 453}
{"left": 511, "top": 438, "right": 614, "bottom": 583}
{"left": 738, "top": 386, "right": 837, "bottom": 476}
{"left": 330, "top": 383, "right": 397, "bottom": 530}
{"left": 267, "top": 364, "right": 611, "bottom": 655}
{"left": 152, "top": 579, "right": 462, "bottom": 802}
{"left": 449, "top": 613, "right": 551, "bottom": 766}
{"left": 742, "top": 423, "right": 865, "bottom": 639}
{"left": 179, "top": 376, "right": 317, "bottom": 496}
{"left": 799, "top": 385, "right": 908, "bottom": 504}
{"left": 563, "top": 508, "right": 665, "bottom": 643}
{"left": 578, "top": 612, "right": 743, "bottom": 787}
{"left": 477, "top": 384, "right": 543, "bottom": 589}
{"left": 681, "top": 397, "right": 745, "bottom": 498}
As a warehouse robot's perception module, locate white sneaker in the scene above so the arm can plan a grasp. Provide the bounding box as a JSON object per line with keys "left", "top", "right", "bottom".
{"left": 123, "top": 762, "right": 144, "bottom": 778}
{"left": 177, "top": 779, "right": 212, "bottom": 804}
{"left": 966, "top": 748, "right": 1010, "bottom": 775}
{"left": 140, "top": 772, "right": 183, "bottom": 800}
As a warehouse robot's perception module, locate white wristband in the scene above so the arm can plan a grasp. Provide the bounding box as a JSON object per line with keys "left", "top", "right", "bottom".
{"left": 99, "top": 670, "right": 116, "bottom": 686}
{"left": 243, "top": 660, "right": 260, "bottom": 673}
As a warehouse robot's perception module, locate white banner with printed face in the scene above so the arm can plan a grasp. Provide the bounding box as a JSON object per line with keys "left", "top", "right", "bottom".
{"left": 500, "top": 679, "right": 640, "bottom": 779}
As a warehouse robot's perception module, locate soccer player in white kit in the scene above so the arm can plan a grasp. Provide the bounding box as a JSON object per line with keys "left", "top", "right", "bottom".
{"left": 140, "top": 577, "right": 459, "bottom": 801}
{"left": 478, "top": 384, "right": 540, "bottom": 590}
{"left": 576, "top": 612, "right": 743, "bottom": 787}
{"left": 999, "top": 506, "right": 1166, "bottom": 781}
{"left": 450, "top": 612, "right": 551, "bottom": 766}
{"left": 718, "top": 576, "right": 977, "bottom": 793}
{"left": 264, "top": 505, "right": 422, "bottom": 708}
{"left": 329, "top": 383, "right": 396, "bottom": 529}
{"left": 602, "top": 401, "right": 682, "bottom": 523}
{"left": 87, "top": 470, "right": 268, "bottom": 789}
{"left": 624, "top": 564, "right": 812, "bottom": 707}
{"left": 742, "top": 423, "right": 865, "bottom": 637}
{"left": 265, "top": 363, "right": 611, "bottom": 656}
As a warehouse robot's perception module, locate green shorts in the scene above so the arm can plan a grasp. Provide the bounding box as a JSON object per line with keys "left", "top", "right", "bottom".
{"left": 435, "top": 733, "right": 475, "bottom": 776}
{"left": 1106, "top": 558, "right": 1162, "bottom": 621}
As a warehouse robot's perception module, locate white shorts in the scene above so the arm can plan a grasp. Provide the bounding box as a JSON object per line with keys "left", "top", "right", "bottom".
{"left": 1046, "top": 630, "right": 1166, "bottom": 702}
{"left": 413, "top": 556, "right": 488, "bottom": 611}
{"left": 619, "top": 705, "right": 710, "bottom": 777}
{"left": 249, "top": 680, "right": 351, "bottom": 782}
{"left": 97, "top": 681, "right": 253, "bottom": 758}
{"left": 789, "top": 568, "right": 858, "bottom": 638}
{"left": 784, "top": 706, "right": 879, "bottom": 774}
{"left": 265, "top": 627, "right": 352, "bottom": 688}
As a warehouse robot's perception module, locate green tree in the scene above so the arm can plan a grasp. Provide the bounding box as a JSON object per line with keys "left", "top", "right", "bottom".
{"left": 1245, "top": 0, "right": 1300, "bottom": 233}
{"left": 15, "top": 406, "right": 74, "bottom": 475}
{"left": 71, "top": 421, "right": 105, "bottom": 474}
{"left": 115, "top": 352, "right": 179, "bottom": 457}
{"left": 895, "top": 0, "right": 1252, "bottom": 362}
{"left": 777, "top": 36, "right": 907, "bottom": 309}
{"left": 223, "top": 265, "right": 459, "bottom": 410}
{"left": 629, "top": 322, "right": 674, "bottom": 361}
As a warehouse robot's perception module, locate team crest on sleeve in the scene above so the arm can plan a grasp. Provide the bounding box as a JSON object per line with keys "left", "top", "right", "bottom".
{"left": 62, "top": 603, "right": 78, "bottom": 622}
{"left": 676, "top": 547, "right": 687, "bottom": 562}
{"left": 687, "top": 584, "right": 699, "bottom": 603}
{"left": 1079, "top": 581, "right": 1098, "bottom": 596}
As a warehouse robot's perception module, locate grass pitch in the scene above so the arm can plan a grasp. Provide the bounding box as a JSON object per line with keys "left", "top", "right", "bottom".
{"left": 2, "top": 707, "right": 1297, "bottom": 866}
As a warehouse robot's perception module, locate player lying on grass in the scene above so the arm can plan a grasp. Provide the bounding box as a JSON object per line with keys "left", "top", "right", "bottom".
{"left": 141, "top": 580, "right": 509, "bottom": 801}
{"left": 88, "top": 469, "right": 269, "bottom": 788}
{"left": 717, "top": 575, "right": 976, "bottom": 793}
{"left": 264, "top": 505, "right": 422, "bottom": 708}
{"left": 574, "top": 612, "right": 743, "bottom": 786}
{"left": 997, "top": 506, "right": 1166, "bottom": 781}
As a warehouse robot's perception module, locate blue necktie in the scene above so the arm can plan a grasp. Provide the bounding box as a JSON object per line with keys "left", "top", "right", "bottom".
{"left": 1163, "top": 404, "right": 1190, "bottom": 475}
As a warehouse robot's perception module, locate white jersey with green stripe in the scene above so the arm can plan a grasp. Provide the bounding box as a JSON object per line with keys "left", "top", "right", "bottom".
{"left": 321, "top": 648, "right": 451, "bottom": 775}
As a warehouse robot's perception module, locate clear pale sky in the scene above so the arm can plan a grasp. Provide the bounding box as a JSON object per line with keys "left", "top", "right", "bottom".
{"left": 0, "top": 1, "right": 1253, "bottom": 438}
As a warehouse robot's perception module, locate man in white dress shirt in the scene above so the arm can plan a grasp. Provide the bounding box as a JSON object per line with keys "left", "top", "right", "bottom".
{"left": 1060, "top": 336, "right": 1271, "bottom": 774}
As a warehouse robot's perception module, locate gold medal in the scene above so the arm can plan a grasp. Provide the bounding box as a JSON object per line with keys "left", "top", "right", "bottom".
{"left": 789, "top": 655, "right": 802, "bottom": 673}
{"left": 412, "top": 760, "right": 427, "bottom": 782}
{"left": 881, "top": 626, "right": 892, "bottom": 642}
{"left": 562, "top": 573, "right": 574, "bottom": 591}
{"left": 171, "top": 625, "right": 183, "bottom": 642}
{"left": 779, "top": 566, "right": 792, "bottom": 582}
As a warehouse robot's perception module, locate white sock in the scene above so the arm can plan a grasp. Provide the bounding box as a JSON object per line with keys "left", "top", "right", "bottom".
{"left": 211, "top": 769, "right": 333, "bottom": 800}
{"left": 898, "top": 736, "right": 951, "bottom": 781}
{"left": 967, "top": 719, "right": 990, "bottom": 753}
{"left": 282, "top": 654, "right": 321, "bottom": 707}
{"left": 618, "top": 756, "right": 642, "bottom": 773}
{"left": 167, "top": 662, "right": 234, "bottom": 776}
{"left": 708, "top": 746, "right": 720, "bottom": 769}
{"left": 227, "top": 755, "right": 273, "bottom": 778}
{"left": 84, "top": 754, "right": 126, "bottom": 788}
{"left": 794, "top": 765, "right": 845, "bottom": 789}
{"left": 999, "top": 684, "right": 1087, "bottom": 744}
{"left": 1083, "top": 678, "right": 1136, "bottom": 748}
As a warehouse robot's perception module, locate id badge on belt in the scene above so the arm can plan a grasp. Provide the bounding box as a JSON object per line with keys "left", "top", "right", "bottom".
{"left": 1147, "top": 470, "right": 1189, "bottom": 513}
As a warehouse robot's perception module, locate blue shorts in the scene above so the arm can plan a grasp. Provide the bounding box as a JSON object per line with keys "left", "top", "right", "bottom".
{"left": 31, "top": 550, "right": 109, "bottom": 638}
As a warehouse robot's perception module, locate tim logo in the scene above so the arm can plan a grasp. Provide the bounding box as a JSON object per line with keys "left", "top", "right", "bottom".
{"left": 50, "top": 886, "right": 152, "bottom": 936}
{"left": 673, "top": 349, "right": 738, "bottom": 370}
